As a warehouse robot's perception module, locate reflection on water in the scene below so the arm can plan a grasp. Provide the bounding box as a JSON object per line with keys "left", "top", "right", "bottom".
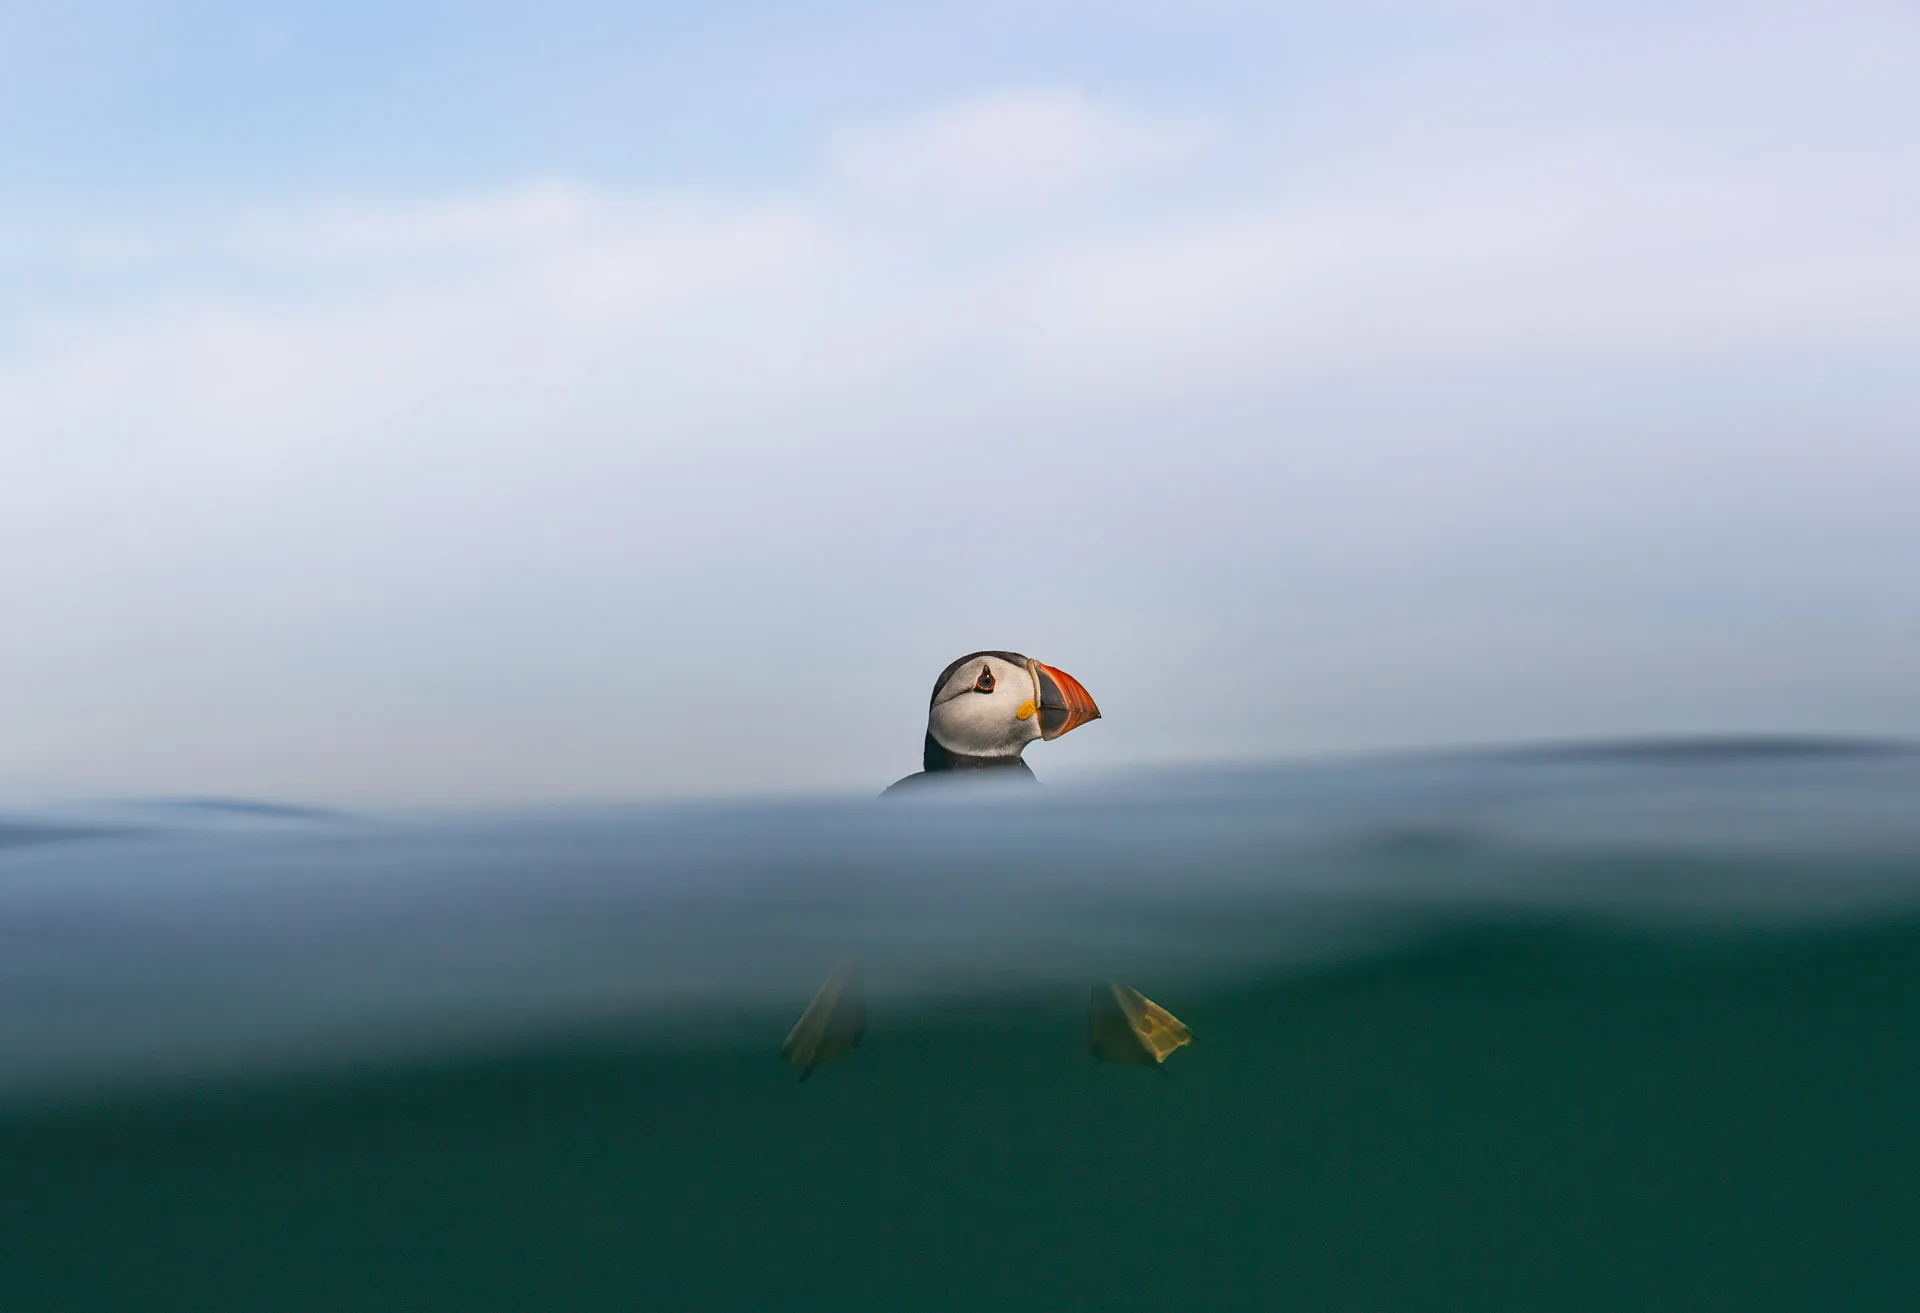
{"left": 1, "top": 742, "right": 1916, "bottom": 1309}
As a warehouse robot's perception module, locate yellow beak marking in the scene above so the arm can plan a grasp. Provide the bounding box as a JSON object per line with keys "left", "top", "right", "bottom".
{"left": 1016, "top": 700, "right": 1037, "bottom": 721}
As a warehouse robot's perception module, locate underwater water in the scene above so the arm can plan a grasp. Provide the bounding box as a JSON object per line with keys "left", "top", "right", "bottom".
{"left": 1, "top": 741, "right": 1916, "bottom": 1310}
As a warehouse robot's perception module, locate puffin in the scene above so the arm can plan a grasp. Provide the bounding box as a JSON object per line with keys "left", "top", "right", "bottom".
{"left": 781, "top": 651, "right": 1194, "bottom": 1078}
{"left": 881, "top": 650, "right": 1102, "bottom": 791}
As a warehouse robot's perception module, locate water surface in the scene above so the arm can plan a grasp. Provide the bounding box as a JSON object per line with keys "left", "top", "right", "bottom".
{"left": 2, "top": 742, "right": 1916, "bottom": 1309}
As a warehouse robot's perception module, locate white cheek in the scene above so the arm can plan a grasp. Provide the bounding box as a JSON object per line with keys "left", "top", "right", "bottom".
{"left": 929, "top": 690, "right": 1042, "bottom": 757}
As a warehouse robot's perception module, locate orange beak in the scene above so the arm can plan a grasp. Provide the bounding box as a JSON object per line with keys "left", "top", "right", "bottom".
{"left": 1031, "top": 661, "right": 1101, "bottom": 741}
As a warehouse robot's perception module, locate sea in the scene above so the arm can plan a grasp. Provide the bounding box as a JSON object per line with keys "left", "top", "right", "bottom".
{"left": 1, "top": 740, "right": 1915, "bottom": 1310}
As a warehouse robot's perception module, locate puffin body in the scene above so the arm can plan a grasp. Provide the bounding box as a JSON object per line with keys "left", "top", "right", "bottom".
{"left": 880, "top": 650, "right": 1102, "bottom": 795}
{"left": 781, "top": 649, "right": 1192, "bottom": 1079}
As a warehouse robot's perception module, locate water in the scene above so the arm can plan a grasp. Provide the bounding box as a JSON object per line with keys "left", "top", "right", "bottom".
{"left": 1, "top": 741, "right": 1916, "bottom": 1309}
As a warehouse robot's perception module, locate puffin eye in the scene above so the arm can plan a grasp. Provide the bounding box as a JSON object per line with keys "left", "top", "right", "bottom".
{"left": 973, "top": 666, "right": 995, "bottom": 693}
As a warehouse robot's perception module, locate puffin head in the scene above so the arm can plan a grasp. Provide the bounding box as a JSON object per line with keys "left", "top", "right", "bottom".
{"left": 924, "top": 650, "right": 1101, "bottom": 769}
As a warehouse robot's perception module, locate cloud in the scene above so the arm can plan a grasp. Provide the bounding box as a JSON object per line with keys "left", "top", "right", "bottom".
{"left": 828, "top": 88, "right": 1213, "bottom": 209}
{"left": 2, "top": 8, "right": 1918, "bottom": 802}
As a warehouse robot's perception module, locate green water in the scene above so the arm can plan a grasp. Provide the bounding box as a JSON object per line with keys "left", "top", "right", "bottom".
{"left": 2, "top": 746, "right": 1917, "bottom": 1308}
{"left": 4, "top": 919, "right": 1916, "bottom": 1311}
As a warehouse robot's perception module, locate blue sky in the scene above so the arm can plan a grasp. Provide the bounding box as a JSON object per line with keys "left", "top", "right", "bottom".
{"left": 3, "top": 1, "right": 1917, "bottom": 803}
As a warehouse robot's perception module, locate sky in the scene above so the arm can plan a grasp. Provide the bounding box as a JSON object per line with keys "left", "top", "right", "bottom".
{"left": 2, "top": 1, "right": 1917, "bottom": 804}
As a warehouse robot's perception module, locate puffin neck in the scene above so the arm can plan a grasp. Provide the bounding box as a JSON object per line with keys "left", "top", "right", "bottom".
{"left": 923, "top": 733, "right": 1035, "bottom": 776}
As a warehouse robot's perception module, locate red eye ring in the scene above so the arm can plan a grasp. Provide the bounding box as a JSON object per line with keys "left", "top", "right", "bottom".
{"left": 973, "top": 665, "right": 995, "bottom": 693}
